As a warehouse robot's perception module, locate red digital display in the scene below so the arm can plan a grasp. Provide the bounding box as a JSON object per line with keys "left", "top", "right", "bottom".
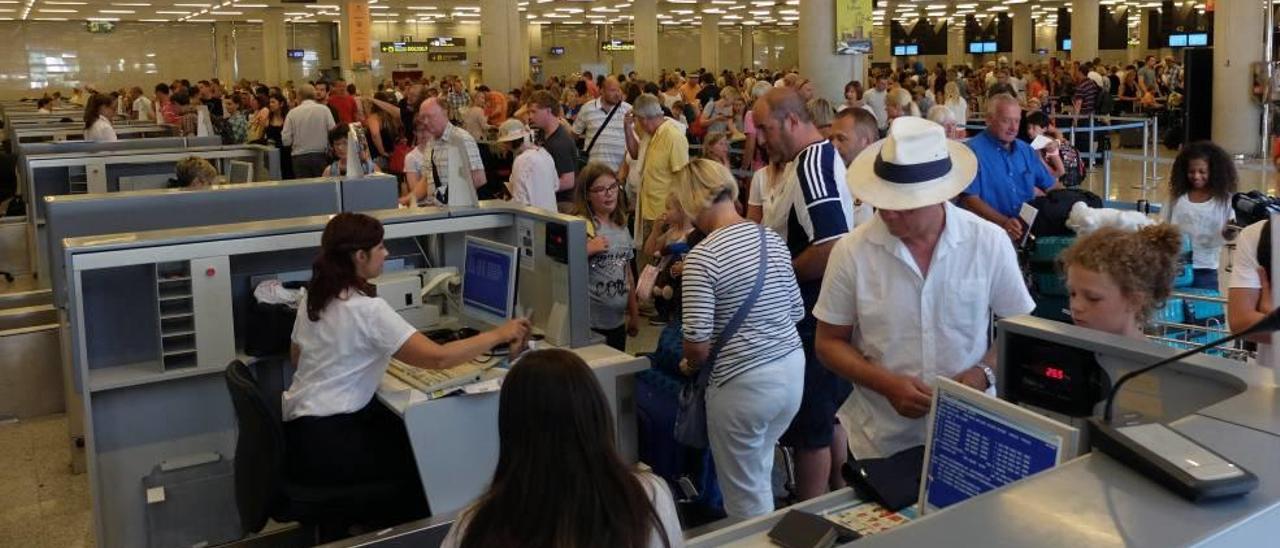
{"left": 1043, "top": 366, "right": 1066, "bottom": 381}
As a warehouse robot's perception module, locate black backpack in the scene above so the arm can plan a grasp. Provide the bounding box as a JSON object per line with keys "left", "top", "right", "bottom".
{"left": 1028, "top": 188, "right": 1104, "bottom": 237}
{"left": 1233, "top": 191, "right": 1280, "bottom": 227}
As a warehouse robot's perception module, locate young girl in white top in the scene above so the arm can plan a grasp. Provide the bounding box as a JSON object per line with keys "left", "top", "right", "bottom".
{"left": 1165, "top": 141, "right": 1237, "bottom": 290}
{"left": 284, "top": 213, "right": 529, "bottom": 532}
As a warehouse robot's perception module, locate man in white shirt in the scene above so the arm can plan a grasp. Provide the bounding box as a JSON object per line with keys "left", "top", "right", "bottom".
{"left": 861, "top": 75, "right": 890, "bottom": 131}
{"left": 572, "top": 76, "right": 634, "bottom": 172}
{"left": 282, "top": 83, "right": 336, "bottom": 179}
{"left": 814, "top": 117, "right": 1035, "bottom": 460}
{"left": 129, "top": 86, "right": 152, "bottom": 122}
{"left": 402, "top": 98, "right": 485, "bottom": 207}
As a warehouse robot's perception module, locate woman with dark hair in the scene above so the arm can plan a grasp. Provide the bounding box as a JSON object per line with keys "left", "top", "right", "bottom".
{"left": 321, "top": 124, "right": 380, "bottom": 177}
{"left": 441, "top": 348, "right": 681, "bottom": 548}
{"left": 264, "top": 92, "right": 292, "bottom": 177}
{"left": 83, "top": 93, "right": 117, "bottom": 142}
{"left": 284, "top": 213, "right": 530, "bottom": 528}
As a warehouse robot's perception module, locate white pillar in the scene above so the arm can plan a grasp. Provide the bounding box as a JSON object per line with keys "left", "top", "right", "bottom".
{"left": 261, "top": 8, "right": 286, "bottom": 86}
{"left": 741, "top": 28, "right": 755, "bottom": 71}
{"left": 800, "top": 0, "right": 861, "bottom": 104}
{"left": 634, "top": 0, "right": 659, "bottom": 79}
{"left": 1071, "top": 0, "right": 1098, "bottom": 61}
{"left": 1212, "top": 0, "right": 1265, "bottom": 155}
{"left": 1012, "top": 3, "right": 1032, "bottom": 64}
{"left": 875, "top": 1, "right": 896, "bottom": 65}
{"left": 214, "top": 21, "right": 237, "bottom": 84}
{"left": 701, "top": 14, "right": 720, "bottom": 72}
{"left": 948, "top": 19, "right": 966, "bottom": 68}
{"left": 481, "top": 0, "right": 526, "bottom": 91}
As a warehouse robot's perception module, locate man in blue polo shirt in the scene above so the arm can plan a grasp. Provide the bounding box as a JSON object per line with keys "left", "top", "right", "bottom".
{"left": 960, "top": 93, "right": 1060, "bottom": 241}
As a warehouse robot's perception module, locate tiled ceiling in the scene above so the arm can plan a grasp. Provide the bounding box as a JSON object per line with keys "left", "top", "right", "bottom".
{"left": 0, "top": 0, "right": 1199, "bottom": 28}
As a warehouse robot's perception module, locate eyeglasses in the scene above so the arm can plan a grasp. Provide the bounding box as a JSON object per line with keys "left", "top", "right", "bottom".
{"left": 589, "top": 183, "right": 621, "bottom": 195}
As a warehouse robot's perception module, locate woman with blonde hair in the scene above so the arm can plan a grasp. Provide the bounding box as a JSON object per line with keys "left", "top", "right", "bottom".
{"left": 172, "top": 156, "right": 219, "bottom": 189}
{"left": 702, "top": 86, "right": 741, "bottom": 135}
{"left": 701, "top": 131, "right": 732, "bottom": 169}
{"left": 461, "top": 91, "right": 490, "bottom": 141}
{"left": 806, "top": 98, "right": 836, "bottom": 138}
{"left": 675, "top": 158, "right": 804, "bottom": 518}
{"left": 885, "top": 87, "right": 921, "bottom": 122}
{"left": 943, "top": 81, "right": 967, "bottom": 125}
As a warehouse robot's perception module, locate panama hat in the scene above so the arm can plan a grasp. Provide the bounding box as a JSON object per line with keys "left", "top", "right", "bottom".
{"left": 495, "top": 119, "right": 531, "bottom": 143}
{"left": 847, "top": 116, "right": 977, "bottom": 211}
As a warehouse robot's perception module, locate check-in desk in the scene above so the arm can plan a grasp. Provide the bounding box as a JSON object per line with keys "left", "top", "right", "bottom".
{"left": 5, "top": 120, "right": 174, "bottom": 145}
{"left": 688, "top": 316, "right": 1280, "bottom": 547}
{"left": 40, "top": 174, "right": 397, "bottom": 474}
{"left": 61, "top": 204, "right": 646, "bottom": 548}
{"left": 378, "top": 343, "right": 647, "bottom": 516}
{"left": 25, "top": 143, "right": 281, "bottom": 281}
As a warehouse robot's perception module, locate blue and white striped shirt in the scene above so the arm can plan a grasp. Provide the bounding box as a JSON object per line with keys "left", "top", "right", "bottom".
{"left": 682, "top": 222, "right": 805, "bottom": 387}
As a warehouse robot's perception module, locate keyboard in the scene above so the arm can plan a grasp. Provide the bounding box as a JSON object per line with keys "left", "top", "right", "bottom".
{"left": 386, "top": 358, "right": 497, "bottom": 396}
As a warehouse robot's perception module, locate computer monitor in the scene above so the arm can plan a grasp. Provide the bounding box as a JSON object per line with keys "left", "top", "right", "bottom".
{"left": 228, "top": 160, "right": 253, "bottom": 183}
{"left": 918, "top": 378, "right": 1081, "bottom": 515}
{"left": 1168, "top": 34, "right": 1188, "bottom": 47}
{"left": 893, "top": 45, "right": 906, "bottom": 56}
{"left": 968, "top": 42, "right": 982, "bottom": 54}
{"left": 461, "top": 236, "right": 519, "bottom": 328}
{"left": 983, "top": 41, "right": 997, "bottom": 53}
{"left": 1061, "top": 38, "right": 1072, "bottom": 51}
{"left": 1187, "top": 33, "right": 1208, "bottom": 46}
{"left": 905, "top": 44, "right": 919, "bottom": 55}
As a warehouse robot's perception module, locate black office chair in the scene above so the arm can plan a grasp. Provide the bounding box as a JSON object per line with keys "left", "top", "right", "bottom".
{"left": 224, "top": 359, "right": 403, "bottom": 543}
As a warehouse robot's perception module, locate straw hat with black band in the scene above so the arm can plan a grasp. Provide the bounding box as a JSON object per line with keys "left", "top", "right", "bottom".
{"left": 847, "top": 117, "right": 977, "bottom": 211}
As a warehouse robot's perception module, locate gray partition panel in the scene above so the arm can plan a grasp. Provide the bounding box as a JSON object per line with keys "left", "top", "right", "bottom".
{"left": 44, "top": 175, "right": 395, "bottom": 306}
{"left": 16, "top": 136, "right": 220, "bottom": 158}
{"left": 340, "top": 174, "right": 400, "bottom": 211}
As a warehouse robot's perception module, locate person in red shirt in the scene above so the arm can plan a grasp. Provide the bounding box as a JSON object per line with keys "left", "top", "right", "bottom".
{"left": 327, "top": 77, "right": 359, "bottom": 125}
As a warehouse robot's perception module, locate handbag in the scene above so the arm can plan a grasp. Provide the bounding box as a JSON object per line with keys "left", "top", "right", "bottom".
{"left": 675, "top": 225, "right": 768, "bottom": 449}
{"left": 636, "top": 255, "right": 670, "bottom": 302}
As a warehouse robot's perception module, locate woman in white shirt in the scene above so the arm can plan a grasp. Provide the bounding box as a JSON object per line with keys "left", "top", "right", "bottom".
{"left": 943, "top": 81, "right": 967, "bottom": 127}
{"left": 440, "top": 349, "right": 682, "bottom": 548}
{"left": 498, "top": 120, "right": 558, "bottom": 211}
{"left": 284, "top": 213, "right": 530, "bottom": 529}
{"left": 83, "top": 93, "right": 117, "bottom": 142}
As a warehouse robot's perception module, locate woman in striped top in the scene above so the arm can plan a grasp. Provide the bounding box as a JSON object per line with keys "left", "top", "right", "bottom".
{"left": 674, "top": 158, "right": 805, "bottom": 519}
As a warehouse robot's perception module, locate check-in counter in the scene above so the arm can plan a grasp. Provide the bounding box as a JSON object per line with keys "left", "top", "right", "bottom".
{"left": 686, "top": 316, "right": 1280, "bottom": 547}
{"left": 23, "top": 143, "right": 281, "bottom": 281}
{"left": 40, "top": 173, "right": 397, "bottom": 475}
{"left": 5, "top": 120, "right": 173, "bottom": 146}
{"left": 60, "top": 203, "right": 618, "bottom": 547}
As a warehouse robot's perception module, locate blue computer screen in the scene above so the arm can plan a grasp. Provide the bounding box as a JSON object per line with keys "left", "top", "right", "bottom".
{"left": 1187, "top": 33, "right": 1208, "bottom": 46}
{"left": 894, "top": 45, "right": 907, "bottom": 56}
{"left": 1169, "top": 34, "right": 1188, "bottom": 47}
{"left": 905, "top": 44, "right": 919, "bottom": 55}
{"left": 1061, "top": 39, "right": 1072, "bottom": 51}
{"left": 968, "top": 42, "right": 982, "bottom": 54}
{"left": 983, "top": 42, "right": 997, "bottom": 53}
{"left": 463, "top": 242, "right": 515, "bottom": 320}
{"left": 924, "top": 391, "right": 1061, "bottom": 511}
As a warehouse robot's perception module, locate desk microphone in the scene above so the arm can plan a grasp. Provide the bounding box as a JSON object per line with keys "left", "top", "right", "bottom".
{"left": 1088, "top": 307, "right": 1280, "bottom": 501}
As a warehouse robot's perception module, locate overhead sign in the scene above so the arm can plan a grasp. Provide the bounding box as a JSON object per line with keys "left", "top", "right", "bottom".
{"left": 549, "top": 46, "right": 566, "bottom": 56}
{"left": 428, "top": 52, "right": 468, "bottom": 62}
{"left": 601, "top": 39, "right": 634, "bottom": 51}
{"left": 86, "top": 21, "right": 115, "bottom": 33}
{"left": 428, "top": 37, "right": 466, "bottom": 47}
{"left": 286, "top": 48, "right": 305, "bottom": 59}
{"left": 380, "top": 41, "right": 430, "bottom": 53}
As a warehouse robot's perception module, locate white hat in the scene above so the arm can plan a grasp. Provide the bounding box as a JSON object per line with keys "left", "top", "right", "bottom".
{"left": 495, "top": 119, "right": 531, "bottom": 143}
{"left": 847, "top": 117, "right": 977, "bottom": 211}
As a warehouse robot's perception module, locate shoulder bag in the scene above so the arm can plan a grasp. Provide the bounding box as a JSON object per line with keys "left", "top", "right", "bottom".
{"left": 578, "top": 100, "right": 620, "bottom": 170}
{"left": 675, "top": 225, "right": 769, "bottom": 449}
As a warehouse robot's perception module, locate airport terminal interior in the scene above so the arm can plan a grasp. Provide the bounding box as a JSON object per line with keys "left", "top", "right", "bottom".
{"left": 5, "top": 0, "right": 1280, "bottom": 546}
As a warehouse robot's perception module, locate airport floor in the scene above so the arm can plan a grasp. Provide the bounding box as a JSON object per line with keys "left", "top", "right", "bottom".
{"left": 0, "top": 145, "right": 1273, "bottom": 548}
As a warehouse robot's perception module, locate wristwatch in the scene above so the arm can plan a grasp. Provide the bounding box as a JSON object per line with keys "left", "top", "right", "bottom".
{"left": 978, "top": 364, "right": 996, "bottom": 390}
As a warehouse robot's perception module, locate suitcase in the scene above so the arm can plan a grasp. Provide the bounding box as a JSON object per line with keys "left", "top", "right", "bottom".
{"left": 635, "top": 368, "right": 726, "bottom": 522}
